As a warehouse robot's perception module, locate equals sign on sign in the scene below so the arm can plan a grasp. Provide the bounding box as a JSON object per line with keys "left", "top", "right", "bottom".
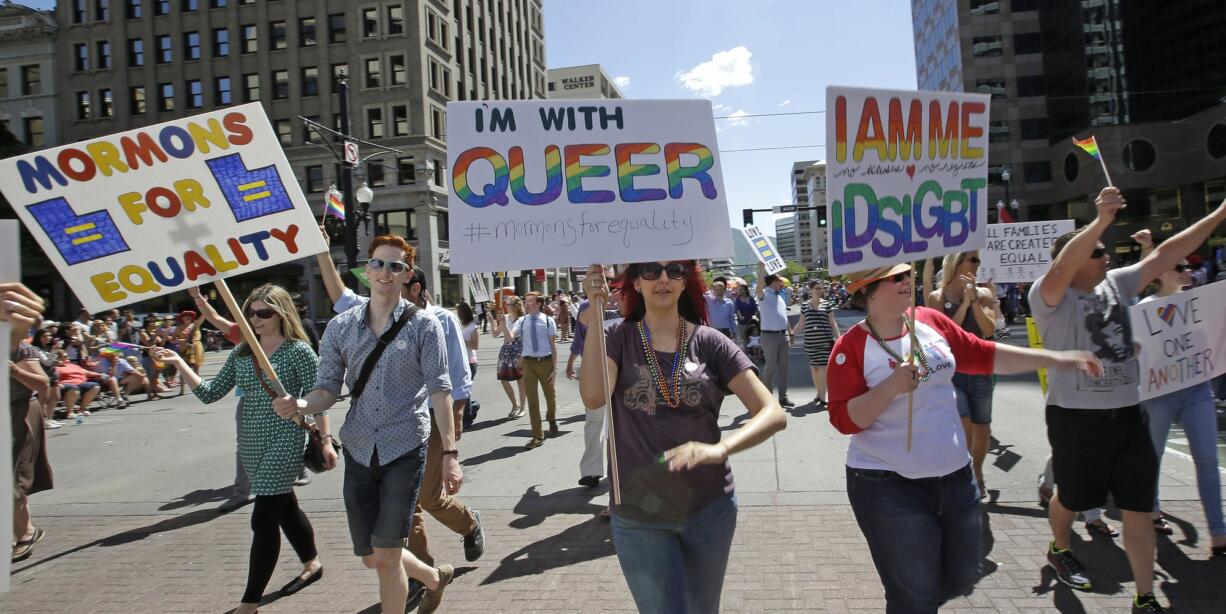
{"left": 238, "top": 180, "right": 272, "bottom": 203}
{"left": 64, "top": 222, "right": 103, "bottom": 245}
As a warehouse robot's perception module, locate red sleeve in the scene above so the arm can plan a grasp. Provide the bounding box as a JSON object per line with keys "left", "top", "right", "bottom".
{"left": 225, "top": 323, "right": 241, "bottom": 345}
{"left": 827, "top": 325, "right": 870, "bottom": 435}
{"left": 914, "top": 306, "right": 995, "bottom": 375}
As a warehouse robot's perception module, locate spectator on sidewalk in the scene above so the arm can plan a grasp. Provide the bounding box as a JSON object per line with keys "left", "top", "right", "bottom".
{"left": 828, "top": 262, "right": 1100, "bottom": 613}
{"left": 155, "top": 284, "right": 333, "bottom": 614}
{"left": 6, "top": 282, "right": 51, "bottom": 564}
{"left": 512, "top": 292, "right": 559, "bottom": 450}
{"left": 54, "top": 351, "right": 104, "bottom": 420}
{"left": 279, "top": 235, "right": 459, "bottom": 614}
{"left": 755, "top": 261, "right": 794, "bottom": 407}
{"left": 578, "top": 261, "right": 787, "bottom": 614}
{"left": 1030, "top": 188, "right": 1226, "bottom": 613}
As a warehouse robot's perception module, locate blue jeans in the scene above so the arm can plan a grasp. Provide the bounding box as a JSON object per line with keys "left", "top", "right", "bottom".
{"left": 847, "top": 464, "right": 982, "bottom": 613}
{"left": 610, "top": 494, "right": 737, "bottom": 614}
{"left": 1142, "top": 383, "right": 1225, "bottom": 536}
{"left": 952, "top": 373, "right": 994, "bottom": 424}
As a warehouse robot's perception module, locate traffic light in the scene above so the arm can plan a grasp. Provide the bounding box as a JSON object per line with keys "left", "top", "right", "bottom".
{"left": 742, "top": 209, "right": 754, "bottom": 226}
{"left": 816, "top": 206, "right": 828, "bottom": 227}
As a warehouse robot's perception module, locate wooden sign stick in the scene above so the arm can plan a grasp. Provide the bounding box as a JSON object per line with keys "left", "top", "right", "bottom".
{"left": 213, "top": 279, "right": 288, "bottom": 399}
{"left": 906, "top": 260, "right": 917, "bottom": 452}
{"left": 593, "top": 282, "right": 621, "bottom": 506}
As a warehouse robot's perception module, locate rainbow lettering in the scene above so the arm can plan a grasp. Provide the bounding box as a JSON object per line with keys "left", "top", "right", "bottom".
{"left": 834, "top": 96, "right": 986, "bottom": 164}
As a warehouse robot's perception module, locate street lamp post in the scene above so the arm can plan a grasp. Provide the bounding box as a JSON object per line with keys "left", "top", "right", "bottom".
{"left": 355, "top": 181, "right": 374, "bottom": 235}
{"left": 1000, "top": 167, "right": 1011, "bottom": 223}
{"left": 338, "top": 79, "right": 359, "bottom": 288}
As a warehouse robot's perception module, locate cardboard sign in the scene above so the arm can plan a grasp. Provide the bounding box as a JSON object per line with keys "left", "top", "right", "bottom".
{"left": 740, "top": 225, "right": 787, "bottom": 274}
{"left": 467, "top": 273, "right": 490, "bottom": 303}
{"left": 0, "top": 103, "right": 328, "bottom": 312}
{"left": 445, "top": 99, "right": 733, "bottom": 272}
{"left": 978, "top": 220, "right": 1075, "bottom": 282}
{"left": 1129, "top": 282, "right": 1226, "bottom": 401}
{"left": 825, "top": 86, "right": 991, "bottom": 274}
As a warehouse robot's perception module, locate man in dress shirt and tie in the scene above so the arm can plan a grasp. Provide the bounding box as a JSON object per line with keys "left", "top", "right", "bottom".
{"left": 513, "top": 292, "right": 559, "bottom": 449}
{"left": 756, "top": 260, "right": 795, "bottom": 407}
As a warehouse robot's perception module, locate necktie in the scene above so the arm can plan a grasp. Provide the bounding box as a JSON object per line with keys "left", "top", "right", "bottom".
{"left": 530, "top": 313, "right": 540, "bottom": 354}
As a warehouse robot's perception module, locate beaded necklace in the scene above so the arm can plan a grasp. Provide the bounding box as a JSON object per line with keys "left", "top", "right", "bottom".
{"left": 636, "top": 319, "right": 689, "bottom": 408}
{"left": 865, "top": 315, "right": 932, "bottom": 382}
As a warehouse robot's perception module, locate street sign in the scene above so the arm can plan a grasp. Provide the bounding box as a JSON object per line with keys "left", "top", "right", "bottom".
{"left": 772, "top": 205, "right": 797, "bottom": 214}
{"left": 343, "top": 140, "right": 359, "bottom": 166}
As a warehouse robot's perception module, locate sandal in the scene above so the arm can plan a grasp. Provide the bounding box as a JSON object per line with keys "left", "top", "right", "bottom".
{"left": 509, "top": 405, "right": 525, "bottom": 418}
{"left": 1153, "top": 516, "right": 1174, "bottom": 536}
{"left": 11, "top": 527, "right": 46, "bottom": 563}
{"left": 1085, "top": 519, "right": 1119, "bottom": 537}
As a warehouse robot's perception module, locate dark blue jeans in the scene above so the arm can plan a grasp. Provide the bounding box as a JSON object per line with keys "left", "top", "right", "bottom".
{"left": 847, "top": 464, "right": 981, "bottom": 613}
{"left": 610, "top": 494, "right": 737, "bottom": 614}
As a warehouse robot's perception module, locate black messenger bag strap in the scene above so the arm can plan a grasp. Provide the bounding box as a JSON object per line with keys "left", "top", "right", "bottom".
{"left": 350, "top": 303, "right": 417, "bottom": 403}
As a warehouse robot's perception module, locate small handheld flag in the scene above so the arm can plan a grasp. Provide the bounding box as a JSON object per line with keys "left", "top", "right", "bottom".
{"left": 325, "top": 187, "right": 345, "bottom": 221}
{"left": 1072, "top": 135, "right": 1113, "bottom": 186}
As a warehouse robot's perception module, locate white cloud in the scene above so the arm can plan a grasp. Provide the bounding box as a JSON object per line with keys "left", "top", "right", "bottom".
{"left": 779, "top": 99, "right": 792, "bottom": 107}
{"left": 712, "top": 104, "right": 753, "bottom": 131}
{"left": 676, "top": 46, "right": 754, "bottom": 97}
{"left": 613, "top": 76, "right": 631, "bottom": 90}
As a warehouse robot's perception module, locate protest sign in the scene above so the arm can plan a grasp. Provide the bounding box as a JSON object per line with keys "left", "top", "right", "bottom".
{"left": 0, "top": 103, "right": 328, "bottom": 312}
{"left": 825, "top": 86, "right": 991, "bottom": 275}
{"left": 0, "top": 221, "right": 14, "bottom": 591}
{"left": 1129, "top": 282, "right": 1226, "bottom": 401}
{"left": 467, "top": 273, "right": 491, "bottom": 303}
{"left": 740, "top": 225, "right": 787, "bottom": 275}
{"left": 445, "top": 100, "right": 733, "bottom": 272}
{"left": 978, "top": 220, "right": 1075, "bottom": 282}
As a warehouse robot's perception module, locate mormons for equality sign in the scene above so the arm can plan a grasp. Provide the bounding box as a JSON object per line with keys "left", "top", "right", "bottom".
{"left": 1129, "top": 281, "right": 1226, "bottom": 402}
{"left": 445, "top": 100, "right": 734, "bottom": 272}
{"left": 0, "top": 103, "right": 327, "bottom": 313}
{"left": 825, "top": 86, "right": 991, "bottom": 275}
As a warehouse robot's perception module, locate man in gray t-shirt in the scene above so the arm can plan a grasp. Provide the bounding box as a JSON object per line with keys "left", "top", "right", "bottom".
{"left": 1029, "top": 187, "right": 1226, "bottom": 612}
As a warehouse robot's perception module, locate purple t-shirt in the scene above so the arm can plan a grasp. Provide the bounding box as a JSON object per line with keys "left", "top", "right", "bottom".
{"left": 606, "top": 322, "right": 756, "bottom": 522}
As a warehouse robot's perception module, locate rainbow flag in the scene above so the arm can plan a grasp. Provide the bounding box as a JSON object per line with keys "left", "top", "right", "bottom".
{"left": 325, "top": 190, "right": 345, "bottom": 221}
{"left": 1072, "top": 135, "right": 1101, "bottom": 160}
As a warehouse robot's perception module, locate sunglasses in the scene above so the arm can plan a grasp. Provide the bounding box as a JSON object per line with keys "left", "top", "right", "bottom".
{"left": 368, "top": 258, "right": 409, "bottom": 274}
{"left": 884, "top": 270, "right": 913, "bottom": 283}
{"left": 245, "top": 308, "right": 277, "bottom": 320}
{"left": 1174, "top": 263, "right": 1189, "bottom": 273}
{"left": 966, "top": 257, "right": 981, "bottom": 265}
{"left": 1090, "top": 248, "right": 1107, "bottom": 259}
{"left": 639, "top": 262, "right": 688, "bottom": 281}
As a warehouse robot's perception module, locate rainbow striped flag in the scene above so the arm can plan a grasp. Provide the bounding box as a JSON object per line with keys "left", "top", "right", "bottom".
{"left": 325, "top": 190, "right": 345, "bottom": 221}
{"left": 1072, "top": 135, "right": 1101, "bottom": 160}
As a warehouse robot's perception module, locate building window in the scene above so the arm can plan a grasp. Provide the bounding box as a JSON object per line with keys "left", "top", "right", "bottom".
{"left": 375, "top": 209, "right": 415, "bottom": 239}
{"left": 988, "top": 120, "right": 1009, "bottom": 143}
{"left": 301, "top": 66, "right": 319, "bottom": 97}
{"left": 975, "top": 78, "right": 1005, "bottom": 98}
{"left": 302, "top": 115, "right": 321, "bottom": 144}
{"left": 186, "top": 79, "right": 203, "bottom": 108}
{"left": 23, "top": 117, "right": 44, "bottom": 148}
{"left": 75, "top": 44, "right": 89, "bottom": 72}
{"left": 184, "top": 32, "right": 201, "bottom": 60}
{"left": 397, "top": 157, "right": 416, "bottom": 184}
{"left": 361, "top": 8, "right": 378, "bottom": 38}
{"left": 128, "top": 38, "right": 144, "bottom": 66}
{"left": 214, "top": 76, "right": 231, "bottom": 105}
{"left": 1012, "top": 0, "right": 1039, "bottom": 11}
{"left": 969, "top": 0, "right": 998, "bottom": 15}
{"left": 431, "top": 107, "right": 445, "bottom": 139}
{"left": 328, "top": 13, "right": 346, "bottom": 43}
{"left": 97, "top": 41, "right": 112, "bottom": 69}
{"left": 1122, "top": 139, "right": 1157, "bottom": 172}
{"left": 76, "top": 91, "right": 91, "bottom": 120}
{"left": 269, "top": 21, "right": 287, "bottom": 50}
{"left": 391, "top": 104, "right": 408, "bottom": 136}
{"left": 274, "top": 119, "right": 292, "bottom": 145}
{"left": 241, "top": 25, "right": 257, "bottom": 53}
{"left": 154, "top": 0, "right": 169, "bottom": 16}
{"left": 1013, "top": 32, "right": 1041, "bottom": 55}
{"left": 182, "top": 0, "right": 198, "bottom": 11}
{"left": 429, "top": 59, "right": 439, "bottom": 91}
{"left": 157, "top": 34, "right": 172, "bottom": 63}
{"left": 387, "top": 5, "right": 404, "bottom": 34}
{"left": 158, "top": 82, "right": 174, "bottom": 111}
{"left": 364, "top": 57, "right": 381, "bottom": 88}
{"left": 368, "top": 162, "right": 385, "bottom": 187}
{"left": 971, "top": 36, "right": 1003, "bottom": 58}
{"left": 0, "top": 69, "right": 6, "bottom": 99}
{"left": 72, "top": 0, "right": 86, "bottom": 23}
{"left": 1016, "top": 75, "right": 1045, "bottom": 97}
{"left": 1020, "top": 117, "right": 1047, "bottom": 140}
{"left": 130, "top": 86, "right": 146, "bottom": 114}
{"left": 99, "top": 88, "right": 114, "bottom": 117}
{"left": 20, "top": 65, "right": 40, "bottom": 95}
{"left": 366, "top": 107, "right": 383, "bottom": 138}
{"left": 126, "top": 0, "right": 142, "bottom": 19}
{"left": 212, "top": 28, "right": 229, "bottom": 57}
{"left": 210, "top": 0, "right": 227, "bottom": 7}
{"left": 390, "top": 55, "right": 406, "bottom": 85}
{"left": 272, "top": 70, "right": 289, "bottom": 99}
{"left": 243, "top": 73, "right": 259, "bottom": 101}
{"left": 299, "top": 17, "right": 316, "bottom": 46}
{"left": 331, "top": 63, "right": 348, "bottom": 89}
{"left": 1023, "top": 161, "right": 1052, "bottom": 183}
{"left": 96, "top": 0, "right": 110, "bottom": 20}
{"left": 305, "top": 165, "right": 325, "bottom": 193}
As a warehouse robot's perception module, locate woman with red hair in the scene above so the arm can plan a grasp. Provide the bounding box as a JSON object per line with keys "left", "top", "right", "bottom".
{"left": 578, "top": 260, "right": 787, "bottom": 613}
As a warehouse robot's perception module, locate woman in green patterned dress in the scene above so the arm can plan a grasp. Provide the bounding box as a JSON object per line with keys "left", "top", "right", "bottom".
{"left": 154, "top": 284, "right": 337, "bottom": 613}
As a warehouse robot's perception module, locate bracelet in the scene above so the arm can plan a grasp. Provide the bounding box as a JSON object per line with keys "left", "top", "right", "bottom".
{"left": 441, "top": 449, "right": 459, "bottom": 457}
{"left": 321, "top": 433, "right": 332, "bottom": 440}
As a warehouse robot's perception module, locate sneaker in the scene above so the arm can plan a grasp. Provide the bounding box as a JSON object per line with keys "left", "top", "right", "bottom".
{"left": 418, "top": 564, "right": 454, "bottom": 614}
{"left": 463, "top": 510, "right": 485, "bottom": 562}
{"left": 1047, "top": 543, "right": 1092, "bottom": 591}
{"left": 779, "top": 396, "right": 795, "bottom": 407}
{"left": 405, "top": 579, "right": 426, "bottom": 611}
{"left": 1132, "top": 593, "right": 1166, "bottom": 613}
{"left": 217, "top": 494, "right": 253, "bottom": 514}
{"left": 524, "top": 437, "right": 544, "bottom": 450}
{"left": 578, "top": 475, "right": 601, "bottom": 488}
{"left": 44, "top": 419, "right": 62, "bottom": 430}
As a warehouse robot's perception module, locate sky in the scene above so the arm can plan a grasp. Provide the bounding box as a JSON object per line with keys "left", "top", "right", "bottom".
{"left": 18, "top": 0, "right": 920, "bottom": 231}
{"left": 544, "top": 0, "right": 919, "bottom": 231}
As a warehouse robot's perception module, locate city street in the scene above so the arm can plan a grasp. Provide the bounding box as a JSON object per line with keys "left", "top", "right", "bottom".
{"left": 7, "top": 316, "right": 1226, "bottom": 613}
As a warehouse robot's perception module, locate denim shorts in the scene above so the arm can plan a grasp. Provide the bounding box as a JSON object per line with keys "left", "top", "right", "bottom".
{"left": 342, "top": 445, "right": 426, "bottom": 557}
{"left": 952, "top": 373, "right": 994, "bottom": 424}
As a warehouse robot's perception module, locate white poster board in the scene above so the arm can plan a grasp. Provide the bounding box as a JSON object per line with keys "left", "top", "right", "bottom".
{"left": 0, "top": 103, "right": 328, "bottom": 312}
{"left": 740, "top": 225, "right": 787, "bottom": 275}
{"left": 467, "top": 273, "right": 490, "bottom": 303}
{"left": 445, "top": 99, "right": 733, "bottom": 272}
{"left": 825, "top": 86, "right": 991, "bottom": 274}
{"left": 0, "top": 221, "right": 16, "bottom": 591}
{"left": 1129, "top": 282, "right": 1226, "bottom": 401}
{"left": 978, "top": 220, "right": 1076, "bottom": 282}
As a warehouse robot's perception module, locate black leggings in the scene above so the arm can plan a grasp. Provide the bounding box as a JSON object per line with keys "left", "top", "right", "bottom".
{"left": 242, "top": 491, "right": 318, "bottom": 604}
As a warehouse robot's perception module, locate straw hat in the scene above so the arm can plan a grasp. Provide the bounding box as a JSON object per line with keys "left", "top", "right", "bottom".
{"left": 845, "top": 262, "right": 913, "bottom": 294}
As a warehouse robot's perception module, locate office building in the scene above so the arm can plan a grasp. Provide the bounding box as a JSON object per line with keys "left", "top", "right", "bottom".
{"left": 546, "top": 63, "right": 623, "bottom": 100}
{"left": 0, "top": 2, "right": 57, "bottom": 149}
{"left": 790, "top": 159, "right": 827, "bottom": 269}
{"left": 775, "top": 214, "right": 797, "bottom": 263}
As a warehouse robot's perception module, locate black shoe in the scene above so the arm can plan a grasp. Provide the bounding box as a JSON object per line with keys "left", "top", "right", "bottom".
{"left": 548, "top": 420, "right": 559, "bottom": 437}
{"left": 463, "top": 510, "right": 485, "bottom": 562}
{"left": 279, "top": 566, "right": 323, "bottom": 596}
{"left": 1047, "top": 544, "right": 1092, "bottom": 591}
{"left": 578, "top": 475, "right": 601, "bottom": 488}
{"left": 779, "top": 396, "right": 795, "bottom": 407}
{"left": 405, "top": 578, "right": 426, "bottom": 611}
{"left": 1132, "top": 593, "right": 1167, "bottom": 613}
